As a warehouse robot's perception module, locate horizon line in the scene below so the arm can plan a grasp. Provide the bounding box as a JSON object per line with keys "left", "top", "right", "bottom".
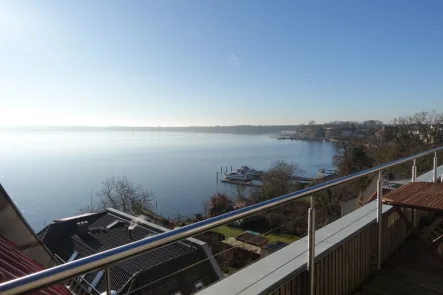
{"left": 0, "top": 122, "right": 387, "bottom": 129}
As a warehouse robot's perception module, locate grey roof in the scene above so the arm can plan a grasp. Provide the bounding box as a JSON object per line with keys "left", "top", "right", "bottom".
{"left": 38, "top": 211, "right": 211, "bottom": 294}
{"left": 73, "top": 213, "right": 197, "bottom": 292}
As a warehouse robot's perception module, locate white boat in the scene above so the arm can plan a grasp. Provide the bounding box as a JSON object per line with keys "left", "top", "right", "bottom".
{"left": 223, "top": 166, "right": 263, "bottom": 181}
{"left": 223, "top": 171, "right": 249, "bottom": 181}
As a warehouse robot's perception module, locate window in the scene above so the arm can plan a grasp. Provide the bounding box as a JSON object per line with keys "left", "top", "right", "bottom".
{"left": 67, "top": 251, "right": 78, "bottom": 262}
{"left": 194, "top": 280, "right": 204, "bottom": 291}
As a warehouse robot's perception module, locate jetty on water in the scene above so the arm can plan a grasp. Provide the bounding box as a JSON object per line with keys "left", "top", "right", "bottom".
{"left": 217, "top": 166, "right": 338, "bottom": 187}
{"left": 220, "top": 179, "right": 262, "bottom": 187}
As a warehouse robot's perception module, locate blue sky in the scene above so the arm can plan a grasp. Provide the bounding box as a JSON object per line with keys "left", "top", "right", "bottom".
{"left": 1, "top": 1, "right": 442, "bottom": 126}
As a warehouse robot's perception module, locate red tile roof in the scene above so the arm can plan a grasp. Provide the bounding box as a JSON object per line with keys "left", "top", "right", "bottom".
{"left": 0, "top": 235, "right": 70, "bottom": 295}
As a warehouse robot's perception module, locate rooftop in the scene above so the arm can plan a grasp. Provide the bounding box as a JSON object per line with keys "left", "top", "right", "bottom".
{"left": 236, "top": 232, "right": 269, "bottom": 247}
{"left": 0, "top": 235, "right": 70, "bottom": 295}
{"left": 75, "top": 213, "right": 198, "bottom": 293}
{"left": 221, "top": 237, "right": 262, "bottom": 254}
{"left": 39, "top": 209, "right": 221, "bottom": 294}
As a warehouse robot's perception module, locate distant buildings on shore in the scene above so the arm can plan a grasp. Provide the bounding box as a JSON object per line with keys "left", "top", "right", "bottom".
{"left": 274, "top": 121, "right": 443, "bottom": 144}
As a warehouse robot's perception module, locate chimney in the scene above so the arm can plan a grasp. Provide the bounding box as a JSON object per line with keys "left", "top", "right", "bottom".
{"left": 77, "top": 221, "right": 89, "bottom": 236}
{"left": 128, "top": 218, "right": 138, "bottom": 240}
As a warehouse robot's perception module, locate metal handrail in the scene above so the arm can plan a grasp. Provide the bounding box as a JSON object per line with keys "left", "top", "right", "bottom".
{"left": 1, "top": 146, "right": 442, "bottom": 295}
{"left": 54, "top": 254, "right": 101, "bottom": 295}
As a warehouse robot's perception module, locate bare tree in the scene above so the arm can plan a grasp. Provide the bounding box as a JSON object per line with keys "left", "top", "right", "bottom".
{"left": 80, "top": 175, "right": 153, "bottom": 214}
{"left": 259, "top": 160, "right": 305, "bottom": 201}
{"left": 208, "top": 193, "right": 234, "bottom": 217}
{"left": 393, "top": 111, "right": 443, "bottom": 150}
{"left": 203, "top": 200, "right": 211, "bottom": 217}
{"left": 334, "top": 137, "right": 374, "bottom": 176}
{"left": 373, "top": 110, "right": 443, "bottom": 176}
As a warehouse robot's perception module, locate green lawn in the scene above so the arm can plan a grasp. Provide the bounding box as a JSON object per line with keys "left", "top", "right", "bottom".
{"left": 212, "top": 225, "right": 298, "bottom": 244}
{"left": 212, "top": 225, "right": 244, "bottom": 239}
{"left": 264, "top": 232, "right": 299, "bottom": 243}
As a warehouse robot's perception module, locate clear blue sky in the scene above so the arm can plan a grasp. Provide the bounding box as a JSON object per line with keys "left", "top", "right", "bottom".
{"left": 1, "top": 1, "right": 442, "bottom": 126}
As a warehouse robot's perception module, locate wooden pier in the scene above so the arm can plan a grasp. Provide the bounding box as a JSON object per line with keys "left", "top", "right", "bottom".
{"left": 221, "top": 179, "right": 262, "bottom": 187}
{"left": 291, "top": 176, "right": 314, "bottom": 183}
{"left": 216, "top": 166, "right": 337, "bottom": 187}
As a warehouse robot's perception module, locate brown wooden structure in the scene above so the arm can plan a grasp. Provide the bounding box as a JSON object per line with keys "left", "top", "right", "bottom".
{"left": 382, "top": 182, "right": 443, "bottom": 245}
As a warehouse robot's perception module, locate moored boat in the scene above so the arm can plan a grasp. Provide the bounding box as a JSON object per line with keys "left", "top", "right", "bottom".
{"left": 223, "top": 166, "right": 263, "bottom": 180}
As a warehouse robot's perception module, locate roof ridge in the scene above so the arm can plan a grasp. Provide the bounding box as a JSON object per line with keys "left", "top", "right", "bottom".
{"left": 36, "top": 224, "right": 51, "bottom": 240}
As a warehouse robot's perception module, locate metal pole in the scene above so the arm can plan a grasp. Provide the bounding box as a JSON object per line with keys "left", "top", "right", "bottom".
{"left": 433, "top": 152, "right": 438, "bottom": 183}
{"left": 376, "top": 171, "right": 383, "bottom": 271}
{"left": 307, "top": 208, "right": 315, "bottom": 295}
{"left": 415, "top": 165, "right": 417, "bottom": 181}
{"left": 105, "top": 268, "right": 111, "bottom": 295}
{"left": 411, "top": 159, "right": 417, "bottom": 225}
{"left": 412, "top": 159, "right": 416, "bottom": 182}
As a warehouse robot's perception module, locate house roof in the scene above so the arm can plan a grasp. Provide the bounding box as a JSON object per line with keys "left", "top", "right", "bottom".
{"left": 0, "top": 235, "right": 70, "bottom": 295}
{"left": 39, "top": 211, "right": 201, "bottom": 294}
{"left": 0, "top": 184, "right": 57, "bottom": 268}
{"left": 222, "top": 237, "right": 262, "bottom": 254}
{"left": 237, "top": 232, "right": 269, "bottom": 247}
{"left": 74, "top": 213, "right": 198, "bottom": 293}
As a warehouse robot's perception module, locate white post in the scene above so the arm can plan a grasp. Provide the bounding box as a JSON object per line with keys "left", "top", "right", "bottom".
{"left": 412, "top": 159, "right": 416, "bottom": 182}
{"left": 307, "top": 208, "right": 315, "bottom": 295}
{"left": 411, "top": 161, "right": 417, "bottom": 238}
{"left": 433, "top": 152, "right": 438, "bottom": 183}
{"left": 105, "top": 268, "right": 111, "bottom": 295}
{"left": 377, "top": 171, "right": 383, "bottom": 270}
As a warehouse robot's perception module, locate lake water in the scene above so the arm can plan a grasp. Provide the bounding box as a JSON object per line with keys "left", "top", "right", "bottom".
{"left": 0, "top": 131, "right": 335, "bottom": 231}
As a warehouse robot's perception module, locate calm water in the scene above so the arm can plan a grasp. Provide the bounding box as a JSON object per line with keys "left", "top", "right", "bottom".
{"left": 0, "top": 131, "right": 335, "bottom": 231}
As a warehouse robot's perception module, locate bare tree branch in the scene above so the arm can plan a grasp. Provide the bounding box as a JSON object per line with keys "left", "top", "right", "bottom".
{"left": 80, "top": 175, "right": 153, "bottom": 215}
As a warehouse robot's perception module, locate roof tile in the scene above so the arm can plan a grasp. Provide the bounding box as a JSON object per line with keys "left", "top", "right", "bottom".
{"left": 0, "top": 235, "right": 70, "bottom": 295}
{"left": 60, "top": 213, "right": 198, "bottom": 293}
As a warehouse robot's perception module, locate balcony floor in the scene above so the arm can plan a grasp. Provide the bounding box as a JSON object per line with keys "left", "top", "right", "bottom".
{"left": 356, "top": 237, "right": 443, "bottom": 295}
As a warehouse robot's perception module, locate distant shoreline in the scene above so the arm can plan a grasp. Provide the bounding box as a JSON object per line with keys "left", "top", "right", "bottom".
{"left": 0, "top": 125, "right": 303, "bottom": 135}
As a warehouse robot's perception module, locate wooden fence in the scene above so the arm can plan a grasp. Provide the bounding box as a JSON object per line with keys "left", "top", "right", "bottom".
{"left": 268, "top": 208, "right": 427, "bottom": 295}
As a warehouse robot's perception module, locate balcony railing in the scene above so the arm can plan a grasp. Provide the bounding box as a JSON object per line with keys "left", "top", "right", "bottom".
{"left": 0, "top": 146, "right": 442, "bottom": 295}
{"left": 54, "top": 254, "right": 101, "bottom": 295}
